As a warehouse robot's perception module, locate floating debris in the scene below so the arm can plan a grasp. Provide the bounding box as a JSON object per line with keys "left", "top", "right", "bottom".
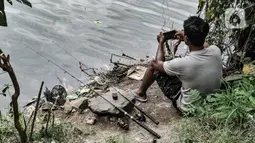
{"left": 93, "top": 20, "right": 101, "bottom": 24}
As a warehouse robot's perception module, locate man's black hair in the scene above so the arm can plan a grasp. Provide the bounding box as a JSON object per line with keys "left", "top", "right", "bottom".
{"left": 183, "top": 16, "right": 209, "bottom": 47}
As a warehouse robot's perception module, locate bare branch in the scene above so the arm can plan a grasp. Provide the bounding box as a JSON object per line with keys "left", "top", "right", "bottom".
{"left": 0, "top": 49, "right": 27, "bottom": 143}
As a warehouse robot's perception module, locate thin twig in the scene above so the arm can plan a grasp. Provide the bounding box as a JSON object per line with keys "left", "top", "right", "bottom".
{"left": 122, "top": 53, "right": 137, "bottom": 60}
{"left": 52, "top": 112, "right": 55, "bottom": 128}
{"left": 79, "top": 62, "right": 92, "bottom": 76}
{"left": 239, "top": 25, "right": 254, "bottom": 63}
{"left": 55, "top": 74, "right": 64, "bottom": 85}
{"left": 26, "top": 111, "right": 34, "bottom": 131}
{"left": 29, "top": 81, "right": 44, "bottom": 141}
{"left": 45, "top": 108, "right": 51, "bottom": 134}
{"left": 45, "top": 97, "right": 58, "bottom": 134}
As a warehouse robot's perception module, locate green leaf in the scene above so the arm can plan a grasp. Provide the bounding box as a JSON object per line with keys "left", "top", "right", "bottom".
{"left": 1, "top": 85, "right": 9, "bottom": 96}
{"left": 249, "top": 96, "right": 255, "bottom": 105}
{"left": 93, "top": 20, "right": 101, "bottom": 24}
{"left": 16, "top": 0, "right": 32, "bottom": 8}
{"left": 211, "top": 112, "right": 228, "bottom": 120}
{"left": 0, "top": 0, "right": 7, "bottom": 27}
{"left": 7, "top": 0, "right": 12, "bottom": 5}
{"left": 215, "top": 105, "right": 231, "bottom": 111}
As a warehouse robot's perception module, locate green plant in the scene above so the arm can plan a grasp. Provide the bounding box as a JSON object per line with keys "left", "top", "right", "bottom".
{"left": 0, "top": 114, "right": 16, "bottom": 142}
{"left": 0, "top": 0, "right": 32, "bottom": 26}
{"left": 180, "top": 118, "right": 255, "bottom": 143}
{"left": 32, "top": 122, "right": 73, "bottom": 142}
{"left": 197, "top": 0, "right": 255, "bottom": 74}
{"left": 105, "top": 134, "right": 130, "bottom": 143}
{"left": 180, "top": 75, "right": 255, "bottom": 143}
{"left": 193, "top": 76, "right": 255, "bottom": 127}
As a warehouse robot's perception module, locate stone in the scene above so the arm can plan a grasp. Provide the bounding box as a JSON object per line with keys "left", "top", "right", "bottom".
{"left": 86, "top": 117, "right": 96, "bottom": 125}
{"left": 70, "top": 97, "right": 89, "bottom": 112}
{"left": 41, "top": 102, "right": 57, "bottom": 111}
{"left": 64, "top": 97, "right": 89, "bottom": 113}
{"left": 88, "top": 88, "right": 135, "bottom": 116}
{"left": 64, "top": 100, "right": 73, "bottom": 114}
{"left": 108, "top": 116, "right": 118, "bottom": 122}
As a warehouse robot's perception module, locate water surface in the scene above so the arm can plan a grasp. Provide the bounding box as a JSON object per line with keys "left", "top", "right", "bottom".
{"left": 0, "top": 0, "right": 197, "bottom": 108}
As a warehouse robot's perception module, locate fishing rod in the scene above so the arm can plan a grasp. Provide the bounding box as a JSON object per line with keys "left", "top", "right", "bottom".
{"left": 112, "top": 87, "right": 159, "bottom": 125}
{"left": 21, "top": 43, "right": 161, "bottom": 139}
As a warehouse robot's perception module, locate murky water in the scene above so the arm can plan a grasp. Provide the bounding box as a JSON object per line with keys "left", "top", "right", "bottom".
{"left": 0, "top": 0, "right": 197, "bottom": 109}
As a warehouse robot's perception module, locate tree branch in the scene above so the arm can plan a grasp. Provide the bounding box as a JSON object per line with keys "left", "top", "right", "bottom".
{"left": 0, "top": 49, "right": 27, "bottom": 143}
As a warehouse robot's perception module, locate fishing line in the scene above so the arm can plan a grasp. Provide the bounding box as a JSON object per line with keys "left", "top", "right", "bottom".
{"left": 20, "top": 42, "right": 85, "bottom": 85}
{"left": 51, "top": 40, "right": 83, "bottom": 66}
{"left": 161, "top": 0, "right": 167, "bottom": 31}
{"left": 41, "top": 33, "right": 90, "bottom": 70}
{"left": 161, "top": 0, "right": 173, "bottom": 31}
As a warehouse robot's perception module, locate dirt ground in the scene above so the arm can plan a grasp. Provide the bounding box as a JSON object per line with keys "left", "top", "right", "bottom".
{"left": 53, "top": 77, "right": 182, "bottom": 143}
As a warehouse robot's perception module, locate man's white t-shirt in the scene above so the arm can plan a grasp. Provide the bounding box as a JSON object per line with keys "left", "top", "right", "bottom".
{"left": 163, "top": 45, "right": 222, "bottom": 112}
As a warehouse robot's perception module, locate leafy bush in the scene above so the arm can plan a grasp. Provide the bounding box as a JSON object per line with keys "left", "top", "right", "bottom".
{"left": 180, "top": 75, "right": 255, "bottom": 143}
{"left": 193, "top": 76, "right": 255, "bottom": 127}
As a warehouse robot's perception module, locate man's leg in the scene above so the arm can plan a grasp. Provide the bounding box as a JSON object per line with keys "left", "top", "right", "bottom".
{"left": 133, "top": 64, "right": 155, "bottom": 99}
{"left": 133, "top": 41, "right": 166, "bottom": 99}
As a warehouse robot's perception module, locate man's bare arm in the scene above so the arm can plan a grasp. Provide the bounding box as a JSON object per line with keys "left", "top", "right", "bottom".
{"left": 155, "top": 42, "right": 165, "bottom": 61}
{"left": 156, "top": 32, "right": 166, "bottom": 62}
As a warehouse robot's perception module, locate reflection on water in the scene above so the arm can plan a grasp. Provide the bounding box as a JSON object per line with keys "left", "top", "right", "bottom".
{"left": 0, "top": 0, "right": 197, "bottom": 108}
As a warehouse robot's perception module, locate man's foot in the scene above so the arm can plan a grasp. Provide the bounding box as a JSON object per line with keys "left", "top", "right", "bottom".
{"left": 130, "top": 89, "right": 148, "bottom": 102}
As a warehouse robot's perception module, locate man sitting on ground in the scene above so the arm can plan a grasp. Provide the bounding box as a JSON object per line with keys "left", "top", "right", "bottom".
{"left": 131, "top": 16, "right": 222, "bottom": 113}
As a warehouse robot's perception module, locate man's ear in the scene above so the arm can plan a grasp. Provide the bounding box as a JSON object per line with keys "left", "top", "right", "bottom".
{"left": 184, "top": 35, "right": 189, "bottom": 45}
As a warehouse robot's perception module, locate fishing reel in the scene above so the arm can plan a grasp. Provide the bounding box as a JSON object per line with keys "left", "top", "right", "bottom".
{"left": 44, "top": 85, "right": 67, "bottom": 105}
{"left": 134, "top": 109, "right": 146, "bottom": 122}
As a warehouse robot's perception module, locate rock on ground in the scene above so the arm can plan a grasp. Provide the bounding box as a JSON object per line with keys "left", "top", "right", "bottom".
{"left": 88, "top": 88, "right": 135, "bottom": 116}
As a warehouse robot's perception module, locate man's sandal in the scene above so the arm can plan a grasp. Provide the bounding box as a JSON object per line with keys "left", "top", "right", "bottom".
{"left": 130, "top": 90, "right": 148, "bottom": 103}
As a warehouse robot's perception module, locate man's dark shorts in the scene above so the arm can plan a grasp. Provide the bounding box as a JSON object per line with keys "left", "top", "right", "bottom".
{"left": 153, "top": 71, "right": 182, "bottom": 110}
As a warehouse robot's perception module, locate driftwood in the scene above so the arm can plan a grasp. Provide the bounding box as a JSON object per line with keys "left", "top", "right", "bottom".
{"left": 0, "top": 49, "right": 27, "bottom": 143}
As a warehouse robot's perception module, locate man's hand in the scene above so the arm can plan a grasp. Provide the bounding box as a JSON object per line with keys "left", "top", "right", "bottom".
{"left": 157, "top": 32, "right": 165, "bottom": 44}
{"left": 174, "top": 30, "right": 184, "bottom": 41}
{"left": 173, "top": 39, "right": 181, "bottom": 54}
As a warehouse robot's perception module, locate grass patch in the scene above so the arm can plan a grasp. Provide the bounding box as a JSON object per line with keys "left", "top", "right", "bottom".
{"left": 105, "top": 134, "right": 130, "bottom": 143}
{"left": 179, "top": 75, "right": 255, "bottom": 143}
{"left": 0, "top": 112, "right": 93, "bottom": 143}
{"left": 0, "top": 115, "right": 17, "bottom": 143}
{"left": 32, "top": 123, "right": 74, "bottom": 142}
